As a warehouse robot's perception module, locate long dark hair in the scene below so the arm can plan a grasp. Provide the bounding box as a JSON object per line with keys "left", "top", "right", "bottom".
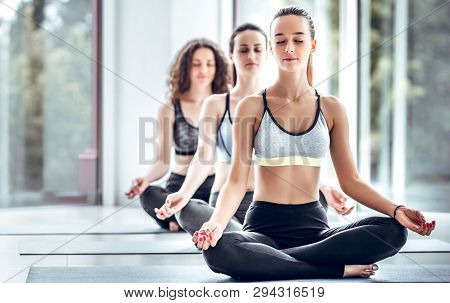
{"left": 229, "top": 23, "right": 267, "bottom": 85}
{"left": 270, "top": 7, "right": 315, "bottom": 85}
{"left": 168, "top": 39, "right": 230, "bottom": 103}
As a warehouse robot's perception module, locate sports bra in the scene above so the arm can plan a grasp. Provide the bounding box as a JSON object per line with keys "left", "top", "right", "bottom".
{"left": 216, "top": 93, "right": 233, "bottom": 163}
{"left": 253, "top": 88, "right": 330, "bottom": 167}
{"left": 172, "top": 99, "right": 199, "bottom": 156}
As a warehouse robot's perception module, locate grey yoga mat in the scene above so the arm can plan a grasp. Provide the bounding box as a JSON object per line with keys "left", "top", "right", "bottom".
{"left": 399, "top": 239, "right": 450, "bottom": 253}
{"left": 19, "top": 239, "right": 450, "bottom": 256}
{"left": 19, "top": 240, "right": 201, "bottom": 255}
{"left": 0, "top": 223, "right": 167, "bottom": 235}
{"left": 26, "top": 264, "right": 450, "bottom": 283}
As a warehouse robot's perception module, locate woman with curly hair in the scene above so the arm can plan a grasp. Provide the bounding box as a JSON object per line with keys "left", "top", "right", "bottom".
{"left": 125, "top": 39, "right": 230, "bottom": 232}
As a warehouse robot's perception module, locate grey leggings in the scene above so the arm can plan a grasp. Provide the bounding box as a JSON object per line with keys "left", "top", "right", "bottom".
{"left": 140, "top": 173, "right": 214, "bottom": 230}
{"left": 176, "top": 191, "right": 254, "bottom": 235}
{"left": 203, "top": 201, "right": 408, "bottom": 280}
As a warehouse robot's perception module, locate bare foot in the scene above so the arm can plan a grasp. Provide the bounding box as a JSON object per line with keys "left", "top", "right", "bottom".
{"left": 169, "top": 221, "right": 180, "bottom": 232}
{"left": 343, "top": 264, "right": 379, "bottom": 278}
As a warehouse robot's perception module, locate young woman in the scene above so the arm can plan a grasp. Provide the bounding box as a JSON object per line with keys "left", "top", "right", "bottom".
{"left": 192, "top": 7, "right": 436, "bottom": 280}
{"left": 125, "top": 39, "right": 229, "bottom": 232}
{"left": 154, "top": 23, "right": 353, "bottom": 236}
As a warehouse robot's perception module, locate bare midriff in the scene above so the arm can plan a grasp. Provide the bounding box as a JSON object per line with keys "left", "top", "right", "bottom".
{"left": 253, "top": 165, "right": 321, "bottom": 204}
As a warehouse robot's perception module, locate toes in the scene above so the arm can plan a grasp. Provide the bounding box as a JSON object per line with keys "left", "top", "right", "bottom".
{"left": 362, "top": 270, "right": 375, "bottom": 278}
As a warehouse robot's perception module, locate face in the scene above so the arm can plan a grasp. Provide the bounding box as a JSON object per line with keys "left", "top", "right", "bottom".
{"left": 189, "top": 47, "right": 216, "bottom": 87}
{"left": 230, "top": 30, "right": 267, "bottom": 76}
{"left": 270, "top": 15, "right": 316, "bottom": 72}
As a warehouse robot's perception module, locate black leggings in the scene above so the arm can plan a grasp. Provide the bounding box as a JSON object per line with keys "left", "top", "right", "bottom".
{"left": 140, "top": 173, "right": 214, "bottom": 230}
{"left": 203, "top": 200, "right": 408, "bottom": 280}
{"left": 177, "top": 190, "right": 329, "bottom": 236}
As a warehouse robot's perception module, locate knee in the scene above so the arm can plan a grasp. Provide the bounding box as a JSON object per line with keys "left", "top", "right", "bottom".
{"left": 174, "top": 202, "right": 197, "bottom": 234}
{"left": 203, "top": 233, "right": 244, "bottom": 279}
{"left": 384, "top": 218, "right": 408, "bottom": 252}
{"left": 175, "top": 200, "right": 198, "bottom": 223}
{"left": 140, "top": 186, "right": 161, "bottom": 209}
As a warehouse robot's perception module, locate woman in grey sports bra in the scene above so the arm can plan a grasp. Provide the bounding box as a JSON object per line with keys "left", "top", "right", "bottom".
{"left": 124, "top": 39, "right": 229, "bottom": 232}
{"left": 155, "top": 24, "right": 353, "bottom": 234}
{"left": 192, "top": 7, "right": 435, "bottom": 280}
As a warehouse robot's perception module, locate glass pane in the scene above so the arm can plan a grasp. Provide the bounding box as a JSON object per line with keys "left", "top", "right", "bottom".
{"left": 368, "top": 0, "right": 394, "bottom": 188}
{"left": 359, "top": 0, "right": 450, "bottom": 212}
{"left": 0, "top": 0, "right": 97, "bottom": 207}
{"left": 405, "top": 0, "right": 450, "bottom": 211}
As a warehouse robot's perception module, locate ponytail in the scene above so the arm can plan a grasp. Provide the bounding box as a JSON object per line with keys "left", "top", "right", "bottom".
{"left": 306, "top": 53, "right": 313, "bottom": 86}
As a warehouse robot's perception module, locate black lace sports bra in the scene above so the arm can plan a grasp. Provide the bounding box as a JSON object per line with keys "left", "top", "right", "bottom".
{"left": 172, "top": 100, "right": 199, "bottom": 155}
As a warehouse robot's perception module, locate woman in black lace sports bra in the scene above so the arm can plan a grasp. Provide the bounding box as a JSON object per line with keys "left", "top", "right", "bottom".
{"left": 125, "top": 39, "right": 229, "bottom": 232}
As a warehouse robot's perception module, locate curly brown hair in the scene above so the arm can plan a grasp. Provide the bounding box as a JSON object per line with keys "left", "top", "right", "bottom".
{"left": 167, "top": 39, "right": 230, "bottom": 103}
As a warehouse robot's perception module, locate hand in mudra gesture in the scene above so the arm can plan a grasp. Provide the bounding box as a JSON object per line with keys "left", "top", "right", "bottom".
{"left": 192, "top": 221, "right": 224, "bottom": 250}
{"left": 394, "top": 206, "right": 435, "bottom": 236}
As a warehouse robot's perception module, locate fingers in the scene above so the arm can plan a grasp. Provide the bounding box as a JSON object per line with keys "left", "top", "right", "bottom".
{"left": 125, "top": 186, "right": 139, "bottom": 198}
{"left": 333, "top": 190, "right": 347, "bottom": 203}
{"left": 154, "top": 203, "right": 173, "bottom": 220}
{"left": 195, "top": 232, "right": 211, "bottom": 250}
{"left": 341, "top": 206, "right": 355, "bottom": 216}
{"left": 125, "top": 184, "right": 143, "bottom": 199}
{"left": 425, "top": 221, "right": 436, "bottom": 236}
{"left": 197, "top": 229, "right": 212, "bottom": 250}
{"left": 125, "top": 191, "right": 134, "bottom": 199}
{"left": 431, "top": 220, "right": 436, "bottom": 234}
{"left": 412, "top": 220, "right": 436, "bottom": 236}
{"left": 421, "top": 222, "right": 430, "bottom": 236}
{"left": 192, "top": 231, "right": 199, "bottom": 243}
{"left": 192, "top": 226, "right": 216, "bottom": 250}
{"left": 415, "top": 210, "right": 426, "bottom": 223}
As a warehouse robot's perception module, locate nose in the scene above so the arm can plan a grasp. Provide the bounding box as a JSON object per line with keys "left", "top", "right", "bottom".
{"left": 247, "top": 50, "right": 256, "bottom": 60}
{"left": 200, "top": 64, "right": 208, "bottom": 73}
{"left": 285, "top": 41, "right": 294, "bottom": 53}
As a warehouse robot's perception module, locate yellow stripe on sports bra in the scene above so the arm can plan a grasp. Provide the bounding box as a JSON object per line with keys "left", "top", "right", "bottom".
{"left": 254, "top": 155, "right": 322, "bottom": 167}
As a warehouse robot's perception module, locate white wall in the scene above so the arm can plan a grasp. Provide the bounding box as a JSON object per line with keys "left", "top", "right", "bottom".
{"left": 102, "top": 0, "right": 229, "bottom": 205}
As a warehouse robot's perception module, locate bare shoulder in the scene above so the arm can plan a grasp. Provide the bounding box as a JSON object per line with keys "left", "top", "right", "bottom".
{"left": 158, "top": 100, "right": 175, "bottom": 119}
{"left": 320, "top": 94, "right": 345, "bottom": 112}
{"left": 235, "top": 93, "right": 265, "bottom": 118}
{"left": 204, "top": 93, "right": 227, "bottom": 107}
{"left": 202, "top": 93, "right": 227, "bottom": 116}
{"left": 320, "top": 95, "right": 347, "bottom": 130}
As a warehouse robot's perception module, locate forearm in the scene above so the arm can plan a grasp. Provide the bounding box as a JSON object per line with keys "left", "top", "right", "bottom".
{"left": 143, "top": 160, "right": 170, "bottom": 184}
{"left": 178, "top": 153, "right": 214, "bottom": 199}
{"left": 209, "top": 180, "right": 247, "bottom": 229}
{"left": 319, "top": 183, "right": 332, "bottom": 192}
{"left": 343, "top": 178, "right": 398, "bottom": 217}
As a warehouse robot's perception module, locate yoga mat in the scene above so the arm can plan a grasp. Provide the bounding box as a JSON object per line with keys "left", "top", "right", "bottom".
{"left": 399, "top": 239, "right": 450, "bottom": 253}
{"left": 19, "top": 239, "right": 450, "bottom": 256}
{"left": 0, "top": 223, "right": 167, "bottom": 235}
{"left": 19, "top": 240, "right": 200, "bottom": 255}
{"left": 26, "top": 264, "right": 450, "bottom": 283}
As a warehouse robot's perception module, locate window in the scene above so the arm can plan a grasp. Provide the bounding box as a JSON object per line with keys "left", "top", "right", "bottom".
{"left": 358, "top": 0, "right": 450, "bottom": 212}
{"left": 0, "top": 0, "right": 100, "bottom": 207}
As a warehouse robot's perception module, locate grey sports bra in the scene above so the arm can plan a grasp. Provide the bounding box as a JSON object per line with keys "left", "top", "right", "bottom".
{"left": 253, "top": 88, "right": 330, "bottom": 166}
{"left": 172, "top": 100, "right": 199, "bottom": 156}
{"left": 216, "top": 93, "right": 233, "bottom": 163}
